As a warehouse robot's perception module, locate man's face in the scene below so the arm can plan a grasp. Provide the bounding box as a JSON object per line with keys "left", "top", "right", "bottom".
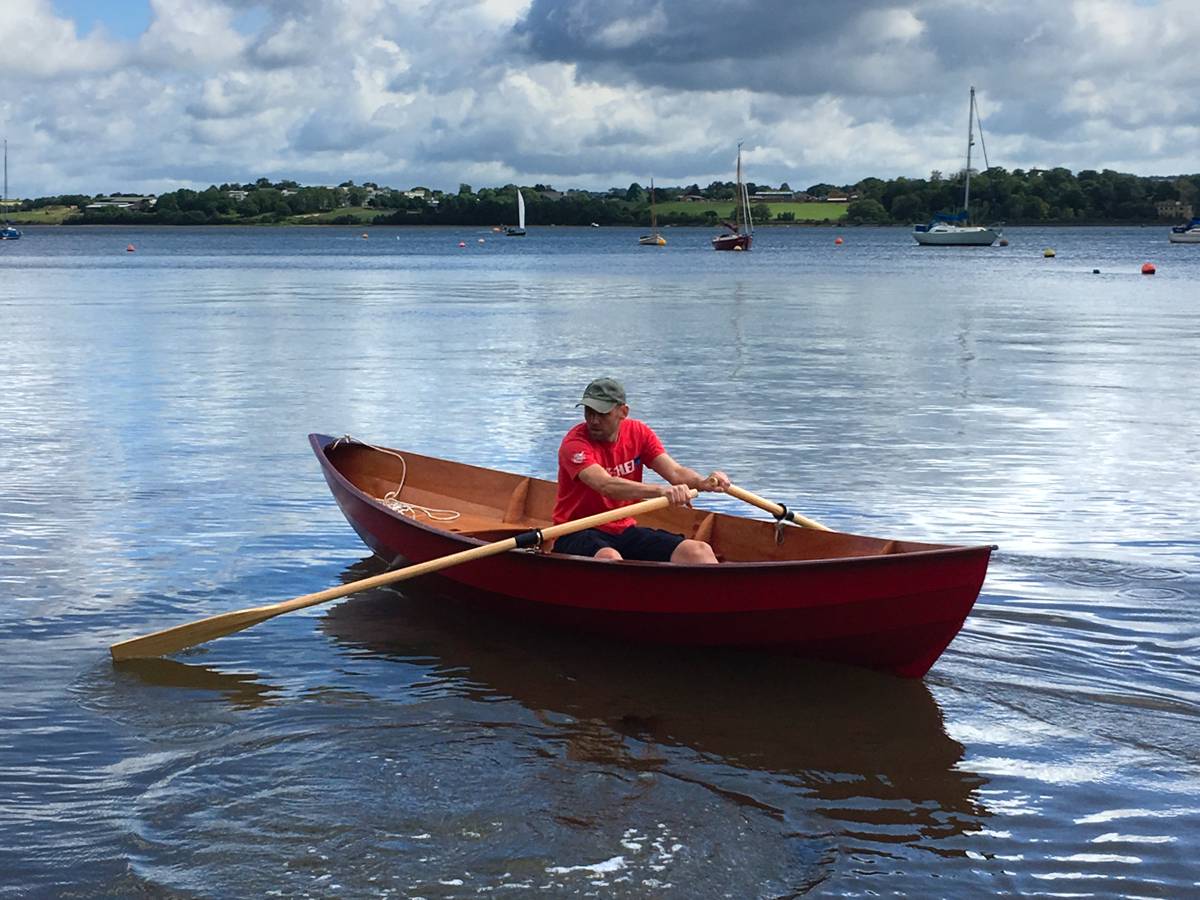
{"left": 584, "top": 403, "right": 627, "bottom": 443}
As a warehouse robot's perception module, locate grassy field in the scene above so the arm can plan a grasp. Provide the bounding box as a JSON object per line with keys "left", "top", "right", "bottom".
{"left": 1, "top": 205, "right": 77, "bottom": 224}
{"left": 286, "top": 206, "right": 384, "bottom": 224}
{"left": 655, "top": 200, "right": 848, "bottom": 222}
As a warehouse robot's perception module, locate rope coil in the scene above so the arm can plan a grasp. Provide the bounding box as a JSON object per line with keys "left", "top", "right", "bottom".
{"left": 332, "top": 435, "right": 461, "bottom": 523}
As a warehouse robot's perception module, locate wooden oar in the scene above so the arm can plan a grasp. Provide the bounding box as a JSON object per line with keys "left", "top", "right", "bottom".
{"left": 725, "top": 484, "right": 832, "bottom": 532}
{"left": 111, "top": 491, "right": 696, "bottom": 661}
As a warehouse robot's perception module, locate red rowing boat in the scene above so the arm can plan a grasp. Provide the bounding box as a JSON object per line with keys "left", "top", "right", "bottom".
{"left": 311, "top": 434, "right": 994, "bottom": 677}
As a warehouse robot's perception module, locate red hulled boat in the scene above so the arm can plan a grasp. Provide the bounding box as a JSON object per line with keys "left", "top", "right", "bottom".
{"left": 311, "top": 434, "right": 993, "bottom": 677}
{"left": 712, "top": 141, "right": 754, "bottom": 251}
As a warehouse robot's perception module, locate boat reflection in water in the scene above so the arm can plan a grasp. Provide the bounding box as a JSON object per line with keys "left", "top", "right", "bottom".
{"left": 112, "top": 657, "right": 283, "bottom": 710}
{"left": 319, "top": 558, "right": 990, "bottom": 847}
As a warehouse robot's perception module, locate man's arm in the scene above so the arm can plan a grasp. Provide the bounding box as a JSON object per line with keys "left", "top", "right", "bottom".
{"left": 647, "top": 452, "right": 730, "bottom": 493}
{"left": 577, "top": 464, "right": 693, "bottom": 505}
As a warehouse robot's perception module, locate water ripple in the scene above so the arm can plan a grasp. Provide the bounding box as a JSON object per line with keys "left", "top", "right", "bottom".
{"left": 3, "top": 226, "right": 1199, "bottom": 897}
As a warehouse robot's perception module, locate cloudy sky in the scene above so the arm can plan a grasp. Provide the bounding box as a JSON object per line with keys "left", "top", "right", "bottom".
{"left": 1, "top": 0, "right": 1195, "bottom": 198}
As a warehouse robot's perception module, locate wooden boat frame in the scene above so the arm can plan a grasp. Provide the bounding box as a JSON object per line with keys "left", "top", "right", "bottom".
{"left": 311, "top": 434, "right": 994, "bottom": 677}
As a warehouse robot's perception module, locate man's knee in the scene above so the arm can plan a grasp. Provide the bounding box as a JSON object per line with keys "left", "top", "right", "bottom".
{"left": 671, "top": 539, "right": 718, "bottom": 564}
{"left": 595, "top": 547, "right": 623, "bottom": 561}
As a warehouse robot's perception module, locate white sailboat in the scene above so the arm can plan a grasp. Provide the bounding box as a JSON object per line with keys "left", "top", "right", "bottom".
{"left": 638, "top": 178, "right": 666, "bottom": 246}
{"left": 913, "top": 88, "right": 1001, "bottom": 247}
{"left": 1, "top": 140, "right": 21, "bottom": 241}
{"left": 505, "top": 189, "right": 526, "bottom": 236}
{"left": 1168, "top": 218, "right": 1200, "bottom": 243}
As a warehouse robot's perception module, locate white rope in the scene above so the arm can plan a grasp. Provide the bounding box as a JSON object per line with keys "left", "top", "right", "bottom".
{"left": 332, "top": 435, "right": 461, "bottom": 523}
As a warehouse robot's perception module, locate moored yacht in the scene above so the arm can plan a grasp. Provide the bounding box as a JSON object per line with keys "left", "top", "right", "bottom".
{"left": 1168, "top": 218, "right": 1200, "bottom": 244}
{"left": 913, "top": 88, "right": 1001, "bottom": 247}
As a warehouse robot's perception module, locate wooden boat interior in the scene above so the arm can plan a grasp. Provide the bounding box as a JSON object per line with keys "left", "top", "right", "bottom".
{"left": 324, "top": 441, "right": 952, "bottom": 563}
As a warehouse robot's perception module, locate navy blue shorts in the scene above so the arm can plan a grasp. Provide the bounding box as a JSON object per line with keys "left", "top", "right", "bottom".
{"left": 553, "top": 526, "right": 685, "bottom": 562}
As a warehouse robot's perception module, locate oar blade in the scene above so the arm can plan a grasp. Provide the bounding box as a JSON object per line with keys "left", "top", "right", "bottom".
{"left": 108, "top": 491, "right": 688, "bottom": 662}
{"left": 110, "top": 605, "right": 280, "bottom": 661}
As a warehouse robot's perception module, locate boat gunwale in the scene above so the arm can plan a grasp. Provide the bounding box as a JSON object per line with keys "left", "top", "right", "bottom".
{"left": 310, "top": 434, "right": 995, "bottom": 572}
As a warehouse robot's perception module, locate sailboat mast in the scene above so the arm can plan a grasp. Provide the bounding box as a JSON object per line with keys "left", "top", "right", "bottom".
{"left": 964, "top": 87, "right": 976, "bottom": 217}
{"left": 650, "top": 178, "right": 655, "bottom": 229}
{"left": 735, "top": 140, "right": 752, "bottom": 233}
{"left": 3, "top": 139, "right": 7, "bottom": 207}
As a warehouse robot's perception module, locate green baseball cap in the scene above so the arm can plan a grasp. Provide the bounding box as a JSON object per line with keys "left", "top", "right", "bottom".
{"left": 577, "top": 377, "right": 626, "bottom": 413}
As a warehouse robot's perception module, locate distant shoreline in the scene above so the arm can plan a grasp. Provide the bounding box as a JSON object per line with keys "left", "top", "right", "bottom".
{"left": 3, "top": 221, "right": 1182, "bottom": 233}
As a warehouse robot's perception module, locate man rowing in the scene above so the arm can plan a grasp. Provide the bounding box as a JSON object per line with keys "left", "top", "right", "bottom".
{"left": 552, "top": 377, "right": 729, "bottom": 563}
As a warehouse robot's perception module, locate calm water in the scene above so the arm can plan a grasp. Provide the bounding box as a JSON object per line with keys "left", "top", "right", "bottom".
{"left": 2, "top": 225, "right": 1197, "bottom": 897}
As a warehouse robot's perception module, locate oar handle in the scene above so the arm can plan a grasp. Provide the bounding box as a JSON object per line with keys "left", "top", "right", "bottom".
{"left": 726, "top": 484, "right": 831, "bottom": 531}
{"left": 110, "top": 490, "right": 696, "bottom": 661}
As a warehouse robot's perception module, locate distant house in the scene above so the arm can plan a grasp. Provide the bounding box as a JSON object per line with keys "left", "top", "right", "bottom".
{"left": 680, "top": 194, "right": 706, "bottom": 202}
{"left": 750, "top": 191, "right": 796, "bottom": 203}
{"left": 85, "top": 194, "right": 157, "bottom": 211}
{"left": 360, "top": 187, "right": 393, "bottom": 207}
{"left": 538, "top": 189, "right": 564, "bottom": 201}
{"left": 401, "top": 188, "right": 437, "bottom": 208}
{"left": 1156, "top": 200, "right": 1193, "bottom": 219}
{"left": 226, "top": 190, "right": 249, "bottom": 201}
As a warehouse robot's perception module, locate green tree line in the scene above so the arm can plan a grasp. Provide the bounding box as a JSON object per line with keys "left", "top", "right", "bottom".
{"left": 26, "top": 168, "right": 1200, "bottom": 227}
{"left": 844, "top": 168, "right": 1199, "bottom": 225}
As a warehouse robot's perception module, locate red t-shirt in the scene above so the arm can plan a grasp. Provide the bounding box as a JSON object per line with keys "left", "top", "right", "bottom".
{"left": 553, "top": 419, "right": 666, "bottom": 533}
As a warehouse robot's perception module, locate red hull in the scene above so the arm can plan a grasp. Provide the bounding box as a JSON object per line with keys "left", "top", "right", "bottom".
{"left": 712, "top": 232, "right": 752, "bottom": 251}
{"left": 310, "top": 435, "right": 992, "bottom": 677}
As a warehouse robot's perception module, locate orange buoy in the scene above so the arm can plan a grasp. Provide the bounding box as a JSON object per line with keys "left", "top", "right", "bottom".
{"left": 1141, "top": 262, "right": 1155, "bottom": 275}
{"left": 126, "top": 244, "right": 135, "bottom": 252}
{"left": 834, "top": 236, "right": 843, "bottom": 245}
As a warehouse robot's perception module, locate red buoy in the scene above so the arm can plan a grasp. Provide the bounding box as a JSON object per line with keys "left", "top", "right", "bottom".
{"left": 834, "top": 236, "right": 843, "bottom": 245}
{"left": 1141, "top": 262, "right": 1156, "bottom": 275}
{"left": 126, "top": 244, "right": 135, "bottom": 252}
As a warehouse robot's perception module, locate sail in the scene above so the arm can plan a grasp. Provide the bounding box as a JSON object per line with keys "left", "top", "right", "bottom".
{"left": 735, "top": 143, "right": 753, "bottom": 235}
{"left": 516, "top": 190, "right": 525, "bottom": 230}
